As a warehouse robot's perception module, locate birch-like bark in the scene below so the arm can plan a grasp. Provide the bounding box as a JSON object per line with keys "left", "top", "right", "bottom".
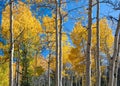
{"left": 79, "top": 77, "right": 81, "bottom": 86}
{"left": 9, "top": 0, "right": 14, "bottom": 86}
{"left": 113, "top": 34, "right": 120, "bottom": 86}
{"left": 117, "top": 66, "right": 120, "bottom": 86}
{"left": 70, "top": 74, "right": 73, "bottom": 86}
{"left": 96, "top": 0, "right": 101, "bottom": 86}
{"left": 55, "top": 0, "right": 59, "bottom": 86}
{"left": 86, "top": 0, "right": 92, "bottom": 86}
{"left": 108, "top": 15, "right": 120, "bottom": 86}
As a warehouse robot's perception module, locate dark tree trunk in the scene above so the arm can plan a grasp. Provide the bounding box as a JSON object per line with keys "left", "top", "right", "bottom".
{"left": 59, "top": 0, "right": 63, "bottom": 86}
{"left": 16, "top": 45, "right": 20, "bottom": 86}
{"left": 96, "top": 0, "right": 101, "bottom": 86}
{"left": 86, "top": 0, "right": 92, "bottom": 86}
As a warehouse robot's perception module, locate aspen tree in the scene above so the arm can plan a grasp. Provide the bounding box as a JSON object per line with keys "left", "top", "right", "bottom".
{"left": 9, "top": 0, "right": 14, "bottom": 86}
{"left": 86, "top": 0, "right": 92, "bottom": 86}
{"left": 96, "top": 0, "right": 101, "bottom": 86}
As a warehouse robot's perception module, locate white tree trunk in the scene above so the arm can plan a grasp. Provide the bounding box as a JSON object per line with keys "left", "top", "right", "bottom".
{"left": 70, "top": 74, "right": 73, "bottom": 86}
{"left": 86, "top": 0, "right": 92, "bottom": 86}
{"left": 108, "top": 15, "right": 120, "bottom": 86}
{"left": 55, "top": 0, "right": 59, "bottom": 86}
{"left": 78, "top": 77, "right": 81, "bottom": 86}
{"left": 9, "top": 0, "right": 14, "bottom": 86}
{"left": 113, "top": 34, "right": 120, "bottom": 86}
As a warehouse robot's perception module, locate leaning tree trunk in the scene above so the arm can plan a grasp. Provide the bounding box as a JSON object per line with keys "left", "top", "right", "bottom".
{"left": 108, "top": 15, "right": 120, "bottom": 86}
{"left": 96, "top": 0, "right": 101, "bottom": 86}
{"left": 55, "top": 0, "right": 59, "bottom": 86}
{"left": 86, "top": 0, "right": 92, "bottom": 86}
{"left": 9, "top": 0, "right": 14, "bottom": 86}
{"left": 113, "top": 34, "right": 120, "bottom": 86}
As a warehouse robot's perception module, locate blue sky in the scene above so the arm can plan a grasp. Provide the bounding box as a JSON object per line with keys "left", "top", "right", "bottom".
{"left": 56, "top": 0, "right": 120, "bottom": 35}
{"left": 0, "top": 0, "right": 119, "bottom": 33}
{"left": 0, "top": 0, "right": 6, "bottom": 25}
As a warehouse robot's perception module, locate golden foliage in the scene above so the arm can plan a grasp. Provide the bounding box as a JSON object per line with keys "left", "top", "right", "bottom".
{"left": 2, "top": 1, "right": 42, "bottom": 41}
{"left": 0, "top": 62, "right": 9, "bottom": 86}
{"left": 30, "top": 56, "right": 48, "bottom": 76}
{"left": 69, "top": 18, "right": 114, "bottom": 75}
